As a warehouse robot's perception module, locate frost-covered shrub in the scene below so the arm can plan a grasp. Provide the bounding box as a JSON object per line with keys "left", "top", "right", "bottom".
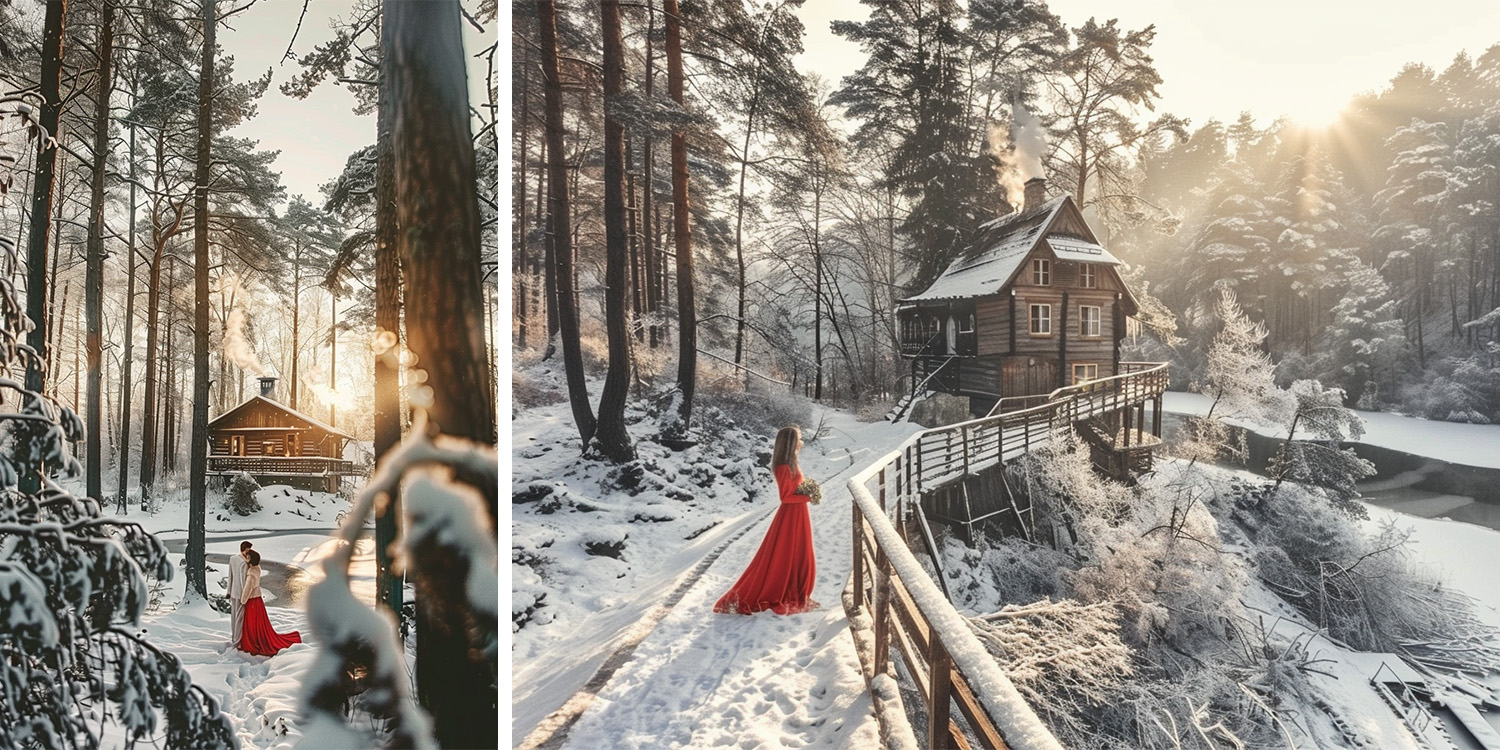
{"left": 693, "top": 381, "right": 811, "bottom": 441}
{"left": 1252, "top": 486, "right": 1500, "bottom": 670}
{"left": 225, "top": 471, "right": 262, "bottom": 515}
{"left": 511, "top": 368, "right": 564, "bottom": 410}
{"left": 300, "top": 422, "right": 497, "bottom": 749}
{"left": 0, "top": 274, "right": 233, "bottom": 747}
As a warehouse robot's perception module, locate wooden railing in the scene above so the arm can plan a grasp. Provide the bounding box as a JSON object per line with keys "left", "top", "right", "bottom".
{"left": 844, "top": 361, "right": 1168, "bottom": 749}
{"left": 207, "top": 456, "right": 356, "bottom": 475}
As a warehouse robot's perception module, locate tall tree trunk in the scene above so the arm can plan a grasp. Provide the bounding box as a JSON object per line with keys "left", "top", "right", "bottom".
{"left": 373, "top": 7, "right": 404, "bottom": 617}
{"left": 291, "top": 255, "right": 301, "bottom": 408}
{"left": 329, "top": 289, "right": 337, "bottom": 426}
{"left": 642, "top": 4, "right": 658, "bottom": 349}
{"left": 186, "top": 0, "right": 215, "bottom": 599}
{"left": 386, "top": 1, "right": 499, "bottom": 745}
{"left": 537, "top": 0, "right": 595, "bottom": 447}
{"left": 516, "top": 44, "right": 530, "bottom": 349}
{"left": 594, "top": 0, "right": 635, "bottom": 463}
{"left": 140, "top": 241, "right": 164, "bottom": 505}
{"left": 85, "top": 0, "right": 116, "bottom": 501}
{"left": 733, "top": 89, "right": 761, "bottom": 367}
{"left": 117, "top": 73, "right": 139, "bottom": 514}
{"left": 665, "top": 0, "right": 695, "bottom": 437}
{"left": 161, "top": 262, "right": 175, "bottom": 478}
{"left": 23, "top": 0, "right": 67, "bottom": 429}
{"left": 813, "top": 181, "right": 823, "bottom": 401}
{"left": 46, "top": 154, "right": 67, "bottom": 399}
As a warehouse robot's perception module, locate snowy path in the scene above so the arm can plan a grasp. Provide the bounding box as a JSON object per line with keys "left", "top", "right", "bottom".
{"left": 518, "top": 410, "right": 919, "bottom": 749}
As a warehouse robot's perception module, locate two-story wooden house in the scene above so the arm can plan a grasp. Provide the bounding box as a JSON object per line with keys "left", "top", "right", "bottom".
{"left": 898, "top": 178, "right": 1139, "bottom": 416}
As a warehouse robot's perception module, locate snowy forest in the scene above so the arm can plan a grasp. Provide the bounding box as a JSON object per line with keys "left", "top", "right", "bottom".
{"left": 512, "top": 1, "right": 1500, "bottom": 749}
{"left": 1, "top": 0, "right": 499, "bottom": 749}
{"left": 513, "top": 0, "right": 1500, "bottom": 425}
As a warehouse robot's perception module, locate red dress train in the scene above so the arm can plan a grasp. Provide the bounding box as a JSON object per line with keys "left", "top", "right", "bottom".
{"left": 241, "top": 597, "right": 303, "bottom": 656}
{"left": 714, "top": 464, "right": 817, "bottom": 615}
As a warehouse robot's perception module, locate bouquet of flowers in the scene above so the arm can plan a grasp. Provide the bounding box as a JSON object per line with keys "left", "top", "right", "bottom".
{"left": 795, "top": 477, "right": 822, "bottom": 505}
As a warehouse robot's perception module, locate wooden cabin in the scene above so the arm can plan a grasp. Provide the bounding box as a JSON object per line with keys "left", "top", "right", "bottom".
{"left": 206, "top": 376, "right": 355, "bottom": 492}
{"left": 897, "top": 178, "right": 1140, "bottom": 416}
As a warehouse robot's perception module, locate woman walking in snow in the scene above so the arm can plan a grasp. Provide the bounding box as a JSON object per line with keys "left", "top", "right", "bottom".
{"left": 714, "top": 425, "right": 819, "bottom": 615}
{"left": 239, "top": 550, "right": 304, "bottom": 655}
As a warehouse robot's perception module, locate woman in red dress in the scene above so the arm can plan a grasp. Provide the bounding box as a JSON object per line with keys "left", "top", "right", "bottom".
{"left": 714, "top": 425, "right": 818, "bottom": 615}
{"left": 240, "top": 550, "right": 304, "bottom": 655}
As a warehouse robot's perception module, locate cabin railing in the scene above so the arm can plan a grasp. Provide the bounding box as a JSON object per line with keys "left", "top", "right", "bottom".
{"left": 207, "top": 455, "right": 356, "bottom": 476}
{"left": 845, "top": 361, "right": 1169, "bottom": 749}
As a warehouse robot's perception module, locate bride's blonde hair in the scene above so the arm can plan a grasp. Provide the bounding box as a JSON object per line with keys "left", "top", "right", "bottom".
{"left": 771, "top": 425, "right": 801, "bottom": 471}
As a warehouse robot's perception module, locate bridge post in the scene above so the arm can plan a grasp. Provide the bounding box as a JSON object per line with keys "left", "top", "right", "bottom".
{"left": 873, "top": 543, "right": 891, "bottom": 677}
{"left": 1153, "top": 395, "right": 1163, "bottom": 437}
{"left": 927, "top": 633, "right": 954, "bottom": 750}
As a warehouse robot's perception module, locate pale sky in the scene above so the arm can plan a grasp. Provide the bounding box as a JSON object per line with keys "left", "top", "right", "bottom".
{"left": 797, "top": 0, "right": 1500, "bottom": 130}
{"left": 220, "top": 0, "right": 495, "bottom": 206}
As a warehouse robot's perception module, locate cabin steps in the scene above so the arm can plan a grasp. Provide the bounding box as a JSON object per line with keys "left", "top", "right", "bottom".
{"left": 886, "top": 390, "right": 931, "bottom": 423}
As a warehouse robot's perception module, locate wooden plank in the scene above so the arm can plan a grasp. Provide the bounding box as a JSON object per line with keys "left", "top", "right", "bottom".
{"left": 951, "top": 671, "right": 1010, "bottom": 749}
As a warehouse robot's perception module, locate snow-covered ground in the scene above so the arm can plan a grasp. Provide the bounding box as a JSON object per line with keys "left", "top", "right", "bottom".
{"left": 1163, "top": 390, "right": 1500, "bottom": 470}
{"left": 510, "top": 386, "right": 922, "bottom": 748}
{"left": 84, "top": 481, "right": 376, "bottom": 749}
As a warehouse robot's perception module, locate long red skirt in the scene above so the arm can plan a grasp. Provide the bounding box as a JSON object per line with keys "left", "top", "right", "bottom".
{"left": 714, "top": 501, "right": 817, "bottom": 615}
{"left": 240, "top": 597, "right": 303, "bottom": 656}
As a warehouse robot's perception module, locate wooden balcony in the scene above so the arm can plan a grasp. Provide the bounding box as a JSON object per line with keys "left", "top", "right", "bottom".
{"left": 207, "top": 455, "right": 356, "bottom": 477}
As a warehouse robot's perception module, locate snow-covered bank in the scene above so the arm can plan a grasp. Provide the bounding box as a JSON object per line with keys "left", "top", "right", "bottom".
{"left": 1163, "top": 390, "right": 1500, "bottom": 470}
{"left": 510, "top": 380, "right": 922, "bottom": 747}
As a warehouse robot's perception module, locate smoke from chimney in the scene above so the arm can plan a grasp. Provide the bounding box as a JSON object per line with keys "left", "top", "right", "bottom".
{"left": 223, "top": 306, "right": 268, "bottom": 376}
{"left": 990, "top": 96, "right": 1049, "bottom": 212}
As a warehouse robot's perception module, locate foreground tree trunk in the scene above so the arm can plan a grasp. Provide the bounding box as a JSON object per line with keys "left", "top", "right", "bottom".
{"left": 665, "top": 0, "right": 696, "bottom": 437}
{"left": 386, "top": 0, "right": 499, "bottom": 744}
{"left": 373, "top": 9, "right": 404, "bottom": 616}
{"left": 538, "top": 0, "right": 595, "bottom": 447}
{"left": 593, "top": 0, "right": 635, "bottom": 463}
{"left": 117, "top": 84, "right": 138, "bottom": 513}
{"left": 85, "top": 0, "right": 116, "bottom": 501}
{"left": 186, "top": 0, "right": 215, "bottom": 599}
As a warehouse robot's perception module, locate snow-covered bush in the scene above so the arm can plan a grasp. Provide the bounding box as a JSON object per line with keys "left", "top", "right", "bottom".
{"left": 968, "top": 599, "right": 1133, "bottom": 739}
{"left": 1252, "top": 485, "right": 1500, "bottom": 671}
{"left": 300, "top": 417, "right": 496, "bottom": 749}
{"left": 692, "top": 380, "right": 812, "bottom": 442}
{"left": 0, "top": 274, "right": 233, "bottom": 747}
{"left": 225, "top": 471, "right": 262, "bottom": 515}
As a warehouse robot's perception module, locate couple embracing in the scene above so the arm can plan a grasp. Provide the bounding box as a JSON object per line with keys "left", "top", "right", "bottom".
{"left": 228, "top": 541, "right": 303, "bottom": 655}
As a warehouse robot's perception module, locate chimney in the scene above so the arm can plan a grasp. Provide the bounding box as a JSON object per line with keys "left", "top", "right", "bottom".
{"left": 258, "top": 376, "right": 278, "bottom": 400}
{"left": 1024, "top": 177, "right": 1047, "bottom": 213}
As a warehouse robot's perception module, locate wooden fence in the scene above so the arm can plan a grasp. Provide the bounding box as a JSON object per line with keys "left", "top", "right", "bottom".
{"left": 844, "top": 361, "right": 1169, "bottom": 749}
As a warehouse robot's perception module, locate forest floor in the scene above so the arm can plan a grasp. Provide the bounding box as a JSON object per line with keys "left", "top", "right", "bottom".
{"left": 81, "top": 481, "right": 377, "bottom": 749}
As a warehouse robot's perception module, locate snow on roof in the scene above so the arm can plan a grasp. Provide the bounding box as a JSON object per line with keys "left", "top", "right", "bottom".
{"left": 1045, "top": 236, "right": 1122, "bottom": 265}
{"left": 208, "top": 395, "right": 354, "bottom": 439}
{"left": 902, "top": 197, "right": 1065, "bottom": 303}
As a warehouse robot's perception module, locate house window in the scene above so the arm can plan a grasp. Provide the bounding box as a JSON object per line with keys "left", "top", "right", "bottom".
{"left": 230, "top": 435, "right": 245, "bottom": 457}
{"left": 1079, "top": 264, "right": 1096, "bottom": 288}
{"left": 1029, "top": 304, "right": 1051, "bottom": 335}
{"left": 1031, "top": 258, "right": 1051, "bottom": 286}
{"left": 263, "top": 440, "right": 281, "bottom": 456}
{"left": 959, "top": 314, "right": 974, "bottom": 334}
{"left": 1072, "top": 363, "right": 1098, "bottom": 384}
{"left": 1079, "top": 305, "right": 1101, "bottom": 337}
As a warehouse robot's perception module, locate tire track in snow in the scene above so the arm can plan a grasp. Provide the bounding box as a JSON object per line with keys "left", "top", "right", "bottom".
{"left": 518, "top": 506, "right": 774, "bottom": 750}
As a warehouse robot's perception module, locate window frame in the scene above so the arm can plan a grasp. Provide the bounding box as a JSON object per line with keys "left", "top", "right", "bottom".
{"left": 1072, "top": 363, "right": 1098, "bottom": 384}
{"left": 1079, "top": 305, "right": 1102, "bottom": 338}
{"left": 1031, "top": 258, "right": 1051, "bottom": 286}
{"left": 1029, "top": 303, "right": 1052, "bottom": 336}
{"left": 1079, "top": 263, "right": 1096, "bottom": 288}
